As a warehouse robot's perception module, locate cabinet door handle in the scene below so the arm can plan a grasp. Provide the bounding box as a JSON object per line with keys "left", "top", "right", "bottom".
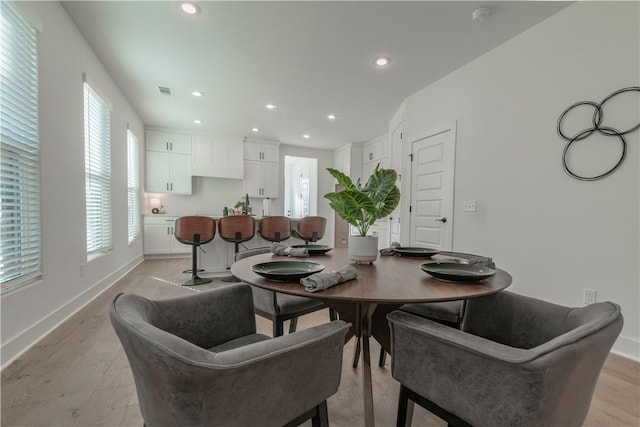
{"left": 170, "top": 142, "right": 173, "bottom": 151}
{"left": 166, "top": 142, "right": 169, "bottom": 150}
{"left": 170, "top": 183, "right": 173, "bottom": 191}
{"left": 166, "top": 182, "right": 169, "bottom": 191}
{"left": 369, "top": 153, "right": 373, "bottom": 160}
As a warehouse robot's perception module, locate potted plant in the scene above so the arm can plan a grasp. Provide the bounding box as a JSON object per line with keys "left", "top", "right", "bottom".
{"left": 325, "top": 163, "right": 400, "bottom": 262}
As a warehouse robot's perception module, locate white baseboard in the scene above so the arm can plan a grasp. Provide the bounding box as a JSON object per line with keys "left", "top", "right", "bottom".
{"left": 1, "top": 256, "right": 144, "bottom": 370}
{"left": 612, "top": 335, "right": 640, "bottom": 362}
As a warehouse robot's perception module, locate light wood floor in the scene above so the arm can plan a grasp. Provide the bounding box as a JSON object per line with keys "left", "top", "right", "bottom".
{"left": 2, "top": 259, "right": 639, "bottom": 426}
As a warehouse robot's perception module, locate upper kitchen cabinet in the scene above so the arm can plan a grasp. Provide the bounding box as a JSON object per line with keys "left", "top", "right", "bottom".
{"left": 362, "top": 134, "right": 389, "bottom": 164}
{"left": 146, "top": 151, "right": 192, "bottom": 194}
{"left": 243, "top": 138, "right": 280, "bottom": 198}
{"left": 362, "top": 134, "right": 390, "bottom": 180}
{"left": 146, "top": 130, "right": 191, "bottom": 154}
{"left": 192, "top": 135, "right": 244, "bottom": 179}
{"left": 244, "top": 139, "right": 280, "bottom": 163}
{"left": 145, "top": 130, "right": 192, "bottom": 194}
{"left": 244, "top": 160, "right": 279, "bottom": 198}
{"left": 333, "top": 142, "right": 363, "bottom": 184}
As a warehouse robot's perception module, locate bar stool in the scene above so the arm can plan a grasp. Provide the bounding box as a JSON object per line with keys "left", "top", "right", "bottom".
{"left": 258, "top": 216, "right": 292, "bottom": 243}
{"left": 218, "top": 215, "right": 256, "bottom": 282}
{"left": 292, "top": 216, "right": 327, "bottom": 243}
{"left": 174, "top": 216, "right": 216, "bottom": 286}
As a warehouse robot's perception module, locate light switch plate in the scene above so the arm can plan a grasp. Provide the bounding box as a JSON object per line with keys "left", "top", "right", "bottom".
{"left": 463, "top": 200, "right": 476, "bottom": 212}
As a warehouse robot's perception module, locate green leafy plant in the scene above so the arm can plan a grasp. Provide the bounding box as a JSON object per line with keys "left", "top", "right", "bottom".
{"left": 325, "top": 164, "right": 400, "bottom": 236}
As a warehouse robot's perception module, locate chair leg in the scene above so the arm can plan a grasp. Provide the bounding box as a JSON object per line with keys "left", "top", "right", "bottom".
{"left": 352, "top": 337, "right": 361, "bottom": 368}
{"left": 273, "top": 318, "right": 284, "bottom": 337}
{"left": 379, "top": 347, "right": 387, "bottom": 367}
{"left": 289, "top": 317, "right": 298, "bottom": 333}
{"left": 311, "top": 401, "right": 329, "bottom": 427}
{"left": 397, "top": 385, "right": 414, "bottom": 427}
{"left": 329, "top": 308, "right": 338, "bottom": 321}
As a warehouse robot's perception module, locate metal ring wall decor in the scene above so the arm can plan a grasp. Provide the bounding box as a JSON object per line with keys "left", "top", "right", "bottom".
{"left": 557, "top": 86, "right": 639, "bottom": 181}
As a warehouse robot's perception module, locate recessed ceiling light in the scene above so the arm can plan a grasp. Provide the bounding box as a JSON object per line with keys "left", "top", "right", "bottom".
{"left": 252, "top": 127, "right": 259, "bottom": 132}
{"left": 327, "top": 114, "right": 337, "bottom": 120}
{"left": 192, "top": 90, "right": 204, "bottom": 97}
{"left": 194, "top": 119, "right": 202, "bottom": 124}
{"left": 302, "top": 134, "right": 310, "bottom": 139}
{"left": 374, "top": 57, "right": 391, "bottom": 67}
{"left": 181, "top": 2, "right": 200, "bottom": 15}
{"left": 265, "top": 104, "right": 277, "bottom": 110}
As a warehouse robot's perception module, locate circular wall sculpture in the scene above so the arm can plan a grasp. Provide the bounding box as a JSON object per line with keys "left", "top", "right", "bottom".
{"left": 557, "top": 86, "right": 639, "bottom": 181}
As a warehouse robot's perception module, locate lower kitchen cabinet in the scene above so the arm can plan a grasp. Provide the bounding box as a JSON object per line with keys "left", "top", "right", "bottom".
{"left": 143, "top": 215, "right": 190, "bottom": 255}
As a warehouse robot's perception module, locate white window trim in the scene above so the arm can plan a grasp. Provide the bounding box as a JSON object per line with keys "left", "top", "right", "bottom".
{"left": 0, "top": 0, "right": 42, "bottom": 293}
{"left": 84, "top": 80, "right": 112, "bottom": 261}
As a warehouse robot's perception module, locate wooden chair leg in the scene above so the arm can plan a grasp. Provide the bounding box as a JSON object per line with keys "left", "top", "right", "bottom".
{"left": 352, "top": 337, "right": 361, "bottom": 368}
{"left": 311, "top": 401, "right": 329, "bottom": 427}
{"left": 289, "top": 317, "right": 298, "bottom": 333}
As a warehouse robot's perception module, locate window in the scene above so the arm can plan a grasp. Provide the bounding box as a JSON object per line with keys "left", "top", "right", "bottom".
{"left": 127, "top": 129, "right": 140, "bottom": 244}
{"left": 84, "top": 81, "right": 112, "bottom": 258}
{"left": 0, "top": 1, "right": 41, "bottom": 293}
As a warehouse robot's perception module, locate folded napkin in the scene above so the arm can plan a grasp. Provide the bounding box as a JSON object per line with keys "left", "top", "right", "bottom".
{"left": 380, "top": 241, "right": 401, "bottom": 256}
{"left": 467, "top": 256, "right": 495, "bottom": 269}
{"left": 271, "top": 243, "right": 309, "bottom": 258}
{"left": 300, "top": 265, "right": 358, "bottom": 292}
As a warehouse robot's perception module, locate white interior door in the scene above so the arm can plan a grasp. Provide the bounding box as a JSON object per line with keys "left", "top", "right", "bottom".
{"left": 408, "top": 126, "right": 455, "bottom": 250}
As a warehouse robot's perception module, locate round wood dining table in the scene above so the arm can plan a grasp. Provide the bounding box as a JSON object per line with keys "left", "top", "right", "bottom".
{"left": 231, "top": 248, "right": 512, "bottom": 427}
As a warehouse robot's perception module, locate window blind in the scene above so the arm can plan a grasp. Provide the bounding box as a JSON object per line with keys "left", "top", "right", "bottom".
{"left": 84, "top": 82, "right": 112, "bottom": 258}
{"left": 0, "top": 1, "right": 41, "bottom": 292}
{"left": 127, "top": 129, "right": 140, "bottom": 244}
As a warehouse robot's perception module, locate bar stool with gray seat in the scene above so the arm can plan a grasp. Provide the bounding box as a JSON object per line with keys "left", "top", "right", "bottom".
{"left": 292, "top": 216, "right": 327, "bottom": 244}
{"left": 236, "top": 247, "right": 337, "bottom": 337}
{"left": 174, "top": 216, "right": 216, "bottom": 286}
{"left": 218, "top": 215, "right": 256, "bottom": 282}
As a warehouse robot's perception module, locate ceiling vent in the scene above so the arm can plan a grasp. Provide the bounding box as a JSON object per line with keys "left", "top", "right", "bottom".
{"left": 158, "top": 86, "right": 174, "bottom": 96}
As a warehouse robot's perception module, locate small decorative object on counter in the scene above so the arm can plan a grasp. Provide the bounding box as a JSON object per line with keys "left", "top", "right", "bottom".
{"left": 223, "top": 206, "right": 229, "bottom": 216}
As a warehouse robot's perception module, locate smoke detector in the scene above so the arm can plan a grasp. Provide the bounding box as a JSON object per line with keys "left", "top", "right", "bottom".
{"left": 472, "top": 7, "right": 490, "bottom": 23}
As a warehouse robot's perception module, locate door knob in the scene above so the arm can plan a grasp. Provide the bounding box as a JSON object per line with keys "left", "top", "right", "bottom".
{"left": 435, "top": 217, "right": 447, "bottom": 223}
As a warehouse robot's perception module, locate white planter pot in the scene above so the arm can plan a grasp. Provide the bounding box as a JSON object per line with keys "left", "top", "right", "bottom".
{"left": 348, "top": 235, "right": 379, "bottom": 263}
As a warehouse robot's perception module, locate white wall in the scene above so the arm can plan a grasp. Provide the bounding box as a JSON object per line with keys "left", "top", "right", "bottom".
{"left": 403, "top": 2, "right": 639, "bottom": 358}
{"left": 1, "top": 2, "right": 145, "bottom": 367}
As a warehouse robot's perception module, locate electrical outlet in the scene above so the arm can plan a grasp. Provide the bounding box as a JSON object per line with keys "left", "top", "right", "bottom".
{"left": 463, "top": 200, "right": 476, "bottom": 212}
{"left": 584, "top": 288, "right": 597, "bottom": 305}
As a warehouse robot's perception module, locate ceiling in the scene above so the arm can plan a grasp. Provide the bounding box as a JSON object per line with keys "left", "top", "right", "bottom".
{"left": 62, "top": 1, "right": 571, "bottom": 150}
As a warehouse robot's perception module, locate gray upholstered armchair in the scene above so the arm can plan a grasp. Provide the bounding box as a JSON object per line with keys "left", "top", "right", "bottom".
{"left": 388, "top": 291, "right": 623, "bottom": 427}
{"left": 110, "top": 283, "right": 349, "bottom": 427}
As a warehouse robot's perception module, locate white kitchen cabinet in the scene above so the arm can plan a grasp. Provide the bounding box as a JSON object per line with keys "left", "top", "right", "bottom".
{"left": 362, "top": 134, "right": 390, "bottom": 181}
{"left": 146, "top": 150, "right": 192, "bottom": 194}
{"left": 244, "top": 140, "right": 279, "bottom": 162}
{"left": 146, "top": 130, "right": 191, "bottom": 154}
{"left": 362, "top": 155, "right": 390, "bottom": 182}
{"left": 362, "top": 134, "right": 389, "bottom": 164}
{"left": 244, "top": 160, "right": 279, "bottom": 198}
{"left": 192, "top": 135, "right": 244, "bottom": 179}
{"left": 332, "top": 142, "right": 363, "bottom": 183}
{"left": 143, "top": 216, "right": 190, "bottom": 255}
